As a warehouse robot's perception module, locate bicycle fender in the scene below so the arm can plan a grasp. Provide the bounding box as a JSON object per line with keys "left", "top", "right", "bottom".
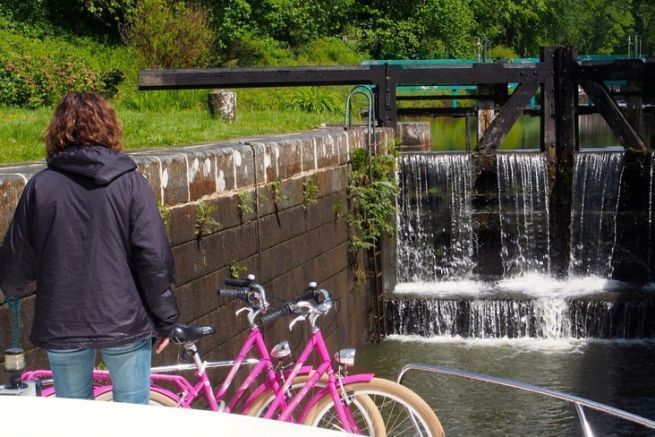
{"left": 298, "top": 373, "right": 375, "bottom": 422}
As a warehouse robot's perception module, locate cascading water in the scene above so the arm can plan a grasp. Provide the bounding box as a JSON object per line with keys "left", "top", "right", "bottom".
{"left": 396, "top": 154, "right": 474, "bottom": 282}
{"left": 569, "top": 152, "right": 624, "bottom": 278}
{"left": 384, "top": 294, "right": 655, "bottom": 339}
{"left": 390, "top": 151, "right": 654, "bottom": 341}
{"left": 497, "top": 154, "right": 550, "bottom": 276}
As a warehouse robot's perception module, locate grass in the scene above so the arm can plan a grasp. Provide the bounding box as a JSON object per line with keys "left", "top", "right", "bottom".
{"left": 0, "top": 104, "right": 344, "bottom": 165}
{"left": 0, "top": 16, "right": 366, "bottom": 165}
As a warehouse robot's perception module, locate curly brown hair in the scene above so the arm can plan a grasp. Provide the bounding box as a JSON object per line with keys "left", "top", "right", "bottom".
{"left": 45, "top": 92, "right": 123, "bottom": 157}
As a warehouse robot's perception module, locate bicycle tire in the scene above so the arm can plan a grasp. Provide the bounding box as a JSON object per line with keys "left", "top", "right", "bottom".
{"left": 246, "top": 376, "right": 386, "bottom": 436}
{"left": 95, "top": 389, "right": 179, "bottom": 406}
{"left": 304, "top": 377, "right": 445, "bottom": 437}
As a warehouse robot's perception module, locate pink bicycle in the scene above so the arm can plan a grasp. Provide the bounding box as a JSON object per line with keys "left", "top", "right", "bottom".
{"left": 22, "top": 277, "right": 302, "bottom": 412}
{"left": 244, "top": 287, "right": 445, "bottom": 436}
{"left": 23, "top": 277, "right": 444, "bottom": 436}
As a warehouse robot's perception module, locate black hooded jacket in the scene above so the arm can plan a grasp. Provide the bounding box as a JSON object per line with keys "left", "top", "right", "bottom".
{"left": 0, "top": 146, "right": 179, "bottom": 349}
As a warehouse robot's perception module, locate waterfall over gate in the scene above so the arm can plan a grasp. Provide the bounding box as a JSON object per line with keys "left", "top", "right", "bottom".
{"left": 384, "top": 294, "right": 655, "bottom": 339}
{"left": 396, "top": 154, "right": 474, "bottom": 282}
{"left": 569, "top": 153, "right": 624, "bottom": 278}
{"left": 497, "top": 154, "right": 550, "bottom": 276}
{"left": 389, "top": 151, "right": 655, "bottom": 341}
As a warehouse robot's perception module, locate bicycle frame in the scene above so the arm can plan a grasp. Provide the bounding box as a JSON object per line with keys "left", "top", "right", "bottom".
{"left": 21, "top": 325, "right": 300, "bottom": 415}
{"left": 262, "top": 326, "right": 374, "bottom": 433}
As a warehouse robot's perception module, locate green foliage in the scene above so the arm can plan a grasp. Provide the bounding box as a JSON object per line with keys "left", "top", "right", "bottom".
{"left": 0, "top": 54, "right": 123, "bottom": 108}
{"left": 333, "top": 198, "right": 344, "bottom": 217}
{"left": 489, "top": 45, "right": 518, "bottom": 62}
{"left": 122, "top": 89, "right": 206, "bottom": 111}
{"left": 297, "top": 37, "right": 364, "bottom": 66}
{"left": 282, "top": 87, "right": 341, "bottom": 114}
{"left": 353, "top": 265, "right": 367, "bottom": 293}
{"left": 229, "top": 260, "right": 248, "bottom": 279}
{"left": 347, "top": 148, "right": 398, "bottom": 252}
{"left": 302, "top": 176, "right": 319, "bottom": 207}
{"left": 271, "top": 178, "right": 288, "bottom": 204}
{"left": 157, "top": 200, "right": 170, "bottom": 226}
{"left": 224, "top": 32, "right": 295, "bottom": 66}
{"left": 238, "top": 190, "right": 254, "bottom": 216}
{"left": 195, "top": 200, "right": 220, "bottom": 238}
{"left": 123, "top": 0, "right": 213, "bottom": 68}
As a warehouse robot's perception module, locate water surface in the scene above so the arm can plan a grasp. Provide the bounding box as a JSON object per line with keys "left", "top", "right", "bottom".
{"left": 356, "top": 338, "right": 655, "bottom": 437}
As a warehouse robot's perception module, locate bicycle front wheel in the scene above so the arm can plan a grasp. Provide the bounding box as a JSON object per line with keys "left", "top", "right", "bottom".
{"left": 304, "top": 377, "right": 445, "bottom": 437}
{"left": 246, "top": 375, "right": 385, "bottom": 436}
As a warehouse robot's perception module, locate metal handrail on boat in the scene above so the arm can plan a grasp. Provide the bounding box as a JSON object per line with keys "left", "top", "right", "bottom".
{"left": 397, "top": 363, "right": 655, "bottom": 437}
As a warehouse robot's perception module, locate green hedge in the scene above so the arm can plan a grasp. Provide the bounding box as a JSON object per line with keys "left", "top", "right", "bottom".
{"left": 0, "top": 54, "right": 123, "bottom": 108}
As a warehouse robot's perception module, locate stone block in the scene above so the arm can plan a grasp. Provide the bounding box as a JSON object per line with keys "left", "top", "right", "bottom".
{"left": 0, "top": 174, "right": 27, "bottom": 237}
{"left": 168, "top": 204, "right": 197, "bottom": 246}
{"left": 132, "top": 155, "right": 163, "bottom": 203}
{"left": 258, "top": 206, "right": 306, "bottom": 251}
{"left": 397, "top": 122, "right": 431, "bottom": 151}
{"left": 186, "top": 151, "right": 217, "bottom": 201}
{"left": 157, "top": 152, "right": 190, "bottom": 206}
{"left": 276, "top": 138, "right": 304, "bottom": 178}
{"left": 231, "top": 144, "right": 256, "bottom": 189}
{"left": 300, "top": 136, "right": 317, "bottom": 173}
{"left": 208, "top": 90, "right": 236, "bottom": 122}
{"left": 175, "top": 267, "right": 228, "bottom": 323}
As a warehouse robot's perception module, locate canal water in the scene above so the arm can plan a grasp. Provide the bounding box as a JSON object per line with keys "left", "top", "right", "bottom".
{"left": 427, "top": 114, "right": 619, "bottom": 150}
{"left": 356, "top": 337, "right": 655, "bottom": 437}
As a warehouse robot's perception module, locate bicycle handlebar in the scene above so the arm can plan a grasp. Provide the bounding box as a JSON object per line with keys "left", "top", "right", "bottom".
{"left": 217, "top": 288, "right": 250, "bottom": 300}
{"left": 260, "top": 303, "right": 294, "bottom": 325}
{"left": 260, "top": 287, "right": 333, "bottom": 326}
{"left": 217, "top": 277, "right": 269, "bottom": 313}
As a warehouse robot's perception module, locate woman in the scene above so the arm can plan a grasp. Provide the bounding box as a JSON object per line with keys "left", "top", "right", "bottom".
{"left": 0, "top": 92, "right": 179, "bottom": 404}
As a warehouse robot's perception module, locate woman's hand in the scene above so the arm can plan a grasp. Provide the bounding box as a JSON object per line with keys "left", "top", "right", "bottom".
{"left": 154, "top": 337, "right": 170, "bottom": 354}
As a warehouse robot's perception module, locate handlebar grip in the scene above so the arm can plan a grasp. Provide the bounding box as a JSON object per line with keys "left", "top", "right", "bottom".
{"left": 261, "top": 304, "right": 293, "bottom": 325}
{"left": 224, "top": 278, "right": 251, "bottom": 287}
{"left": 217, "top": 288, "right": 249, "bottom": 300}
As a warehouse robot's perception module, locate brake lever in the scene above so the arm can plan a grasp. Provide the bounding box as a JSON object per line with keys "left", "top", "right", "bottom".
{"left": 236, "top": 307, "right": 250, "bottom": 317}
{"left": 289, "top": 315, "right": 307, "bottom": 331}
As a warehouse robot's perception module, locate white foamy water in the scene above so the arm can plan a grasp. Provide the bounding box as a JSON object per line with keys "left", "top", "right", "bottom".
{"left": 384, "top": 333, "right": 586, "bottom": 352}
{"left": 495, "top": 273, "right": 632, "bottom": 297}
{"left": 394, "top": 280, "right": 492, "bottom": 296}
{"left": 385, "top": 334, "right": 655, "bottom": 353}
{"left": 393, "top": 273, "right": 641, "bottom": 298}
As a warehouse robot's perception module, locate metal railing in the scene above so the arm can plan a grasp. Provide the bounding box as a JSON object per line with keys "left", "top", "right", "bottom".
{"left": 397, "top": 363, "right": 655, "bottom": 437}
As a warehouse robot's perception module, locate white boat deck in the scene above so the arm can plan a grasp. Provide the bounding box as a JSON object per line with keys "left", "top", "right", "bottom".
{"left": 1, "top": 395, "right": 349, "bottom": 437}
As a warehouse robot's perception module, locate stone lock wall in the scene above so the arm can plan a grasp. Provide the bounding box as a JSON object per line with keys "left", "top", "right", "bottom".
{"left": 0, "top": 126, "right": 393, "bottom": 382}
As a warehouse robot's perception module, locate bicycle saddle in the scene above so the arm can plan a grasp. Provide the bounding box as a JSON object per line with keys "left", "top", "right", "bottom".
{"left": 171, "top": 323, "right": 216, "bottom": 344}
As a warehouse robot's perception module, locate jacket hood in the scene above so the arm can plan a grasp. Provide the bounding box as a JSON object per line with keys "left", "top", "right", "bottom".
{"left": 47, "top": 146, "right": 136, "bottom": 185}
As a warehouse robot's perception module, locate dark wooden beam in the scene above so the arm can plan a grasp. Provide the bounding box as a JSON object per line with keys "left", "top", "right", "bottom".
{"left": 580, "top": 59, "right": 654, "bottom": 81}
{"left": 476, "top": 82, "right": 539, "bottom": 152}
{"left": 580, "top": 79, "right": 648, "bottom": 151}
{"left": 394, "top": 63, "right": 550, "bottom": 85}
{"left": 540, "top": 47, "right": 556, "bottom": 155}
{"left": 139, "top": 65, "right": 381, "bottom": 90}
{"left": 140, "top": 63, "right": 552, "bottom": 91}
{"left": 550, "top": 46, "right": 577, "bottom": 278}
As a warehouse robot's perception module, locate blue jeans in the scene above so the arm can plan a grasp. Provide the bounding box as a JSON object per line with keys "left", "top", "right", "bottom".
{"left": 47, "top": 338, "right": 152, "bottom": 404}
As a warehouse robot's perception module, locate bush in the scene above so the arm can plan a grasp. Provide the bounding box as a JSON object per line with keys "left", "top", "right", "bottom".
{"left": 489, "top": 45, "right": 518, "bottom": 62}
{"left": 123, "top": 0, "right": 213, "bottom": 68}
{"left": 0, "top": 54, "right": 123, "bottom": 108}
{"left": 281, "top": 87, "right": 342, "bottom": 114}
{"left": 224, "top": 32, "right": 295, "bottom": 67}
{"left": 297, "top": 37, "right": 365, "bottom": 65}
